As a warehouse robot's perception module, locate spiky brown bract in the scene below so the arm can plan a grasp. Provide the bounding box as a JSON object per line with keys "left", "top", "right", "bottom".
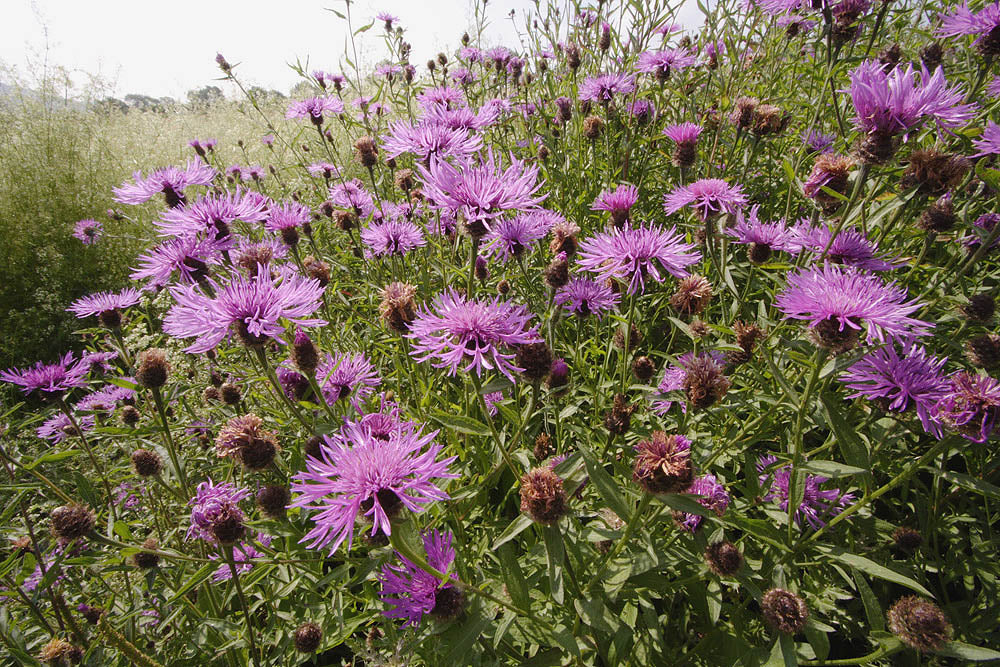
{"left": 135, "top": 348, "right": 169, "bottom": 389}
{"left": 632, "top": 432, "right": 693, "bottom": 494}
{"left": 705, "top": 541, "right": 743, "bottom": 576}
{"left": 131, "top": 449, "right": 162, "bottom": 477}
{"left": 761, "top": 588, "right": 809, "bottom": 634}
{"left": 887, "top": 597, "right": 951, "bottom": 651}
{"left": 683, "top": 354, "right": 730, "bottom": 410}
{"left": 604, "top": 393, "right": 635, "bottom": 435}
{"left": 520, "top": 467, "right": 568, "bottom": 524}
{"left": 132, "top": 538, "right": 160, "bottom": 569}
{"left": 257, "top": 485, "right": 291, "bottom": 519}
{"left": 50, "top": 504, "right": 95, "bottom": 541}
{"left": 294, "top": 621, "right": 323, "bottom": 653}
{"left": 671, "top": 275, "right": 712, "bottom": 315}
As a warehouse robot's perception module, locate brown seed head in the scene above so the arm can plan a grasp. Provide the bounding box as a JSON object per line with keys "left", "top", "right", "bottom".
{"left": 705, "top": 540, "right": 743, "bottom": 576}
{"left": 671, "top": 275, "right": 713, "bottom": 315}
{"left": 519, "top": 467, "right": 568, "bottom": 525}
{"left": 683, "top": 355, "right": 730, "bottom": 410}
{"left": 761, "top": 588, "right": 809, "bottom": 634}
{"left": 132, "top": 538, "right": 161, "bottom": 569}
{"left": 379, "top": 282, "right": 418, "bottom": 332}
{"left": 135, "top": 348, "right": 169, "bottom": 389}
{"left": 632, "top": 431, "right": 693, "bottom": 494}
{"left": 131, "top": 449, "right": 163, "bottom": 477}
{"left": 604, "top": 393, "right": 635, "bottom": 436}
{"left": 887, "top": 596, "right": 952, "bottom": 651}
{"left": 50, "top": 504, "right": 95, "bottom": 542}
{"left": 294, "top": 621, "right": 323, "bottom": 653}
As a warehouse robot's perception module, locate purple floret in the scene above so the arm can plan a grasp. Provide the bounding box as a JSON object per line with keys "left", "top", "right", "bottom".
{"left": 577, "top": 223, "right": 701, "bottom": 295}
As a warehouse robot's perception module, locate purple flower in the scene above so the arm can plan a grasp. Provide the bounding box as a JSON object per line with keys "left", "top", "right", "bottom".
{"left": 379, "top": 529, "right": 459, "bottom": 627}
{"left": 265, "top": 201, "right": 312, "bottom": 233}
{"left": 962, "top": 213, "right": 1000, "bottom": 250}
{"left": 345, "top": 394, "right": 418, "bottom": 441}
{"left": 330, "top": 179, "right": 376, "bottom": 218}
{"left": 290, "top": 423, "right": 456, "bottom": 553}
{"left": 972, "top": 121, "right": 1000, "bottom": 157}
{"left": 663, "top": 122, "right": 703, "bottom": 145}
{"left": 114, "top": 481, "right": 144, "bottom": 511}
{"left": 361, "top": 219, "right": 426, "bottom": 257}
{"left": 417, "top": 86, "right": 466, "bottom": 111}
{"left": 130, "top": 235, "right": 225, "bottom": 287}
{"left": 156, "top": 189, "right": 270, "bottom": 242}
{"left": 988, "top": 76, "right": 1000, "bottom": 99}
{"left": 651, "top": 351, "right": 727, "bottom": 414}
{"left": 286, "top": 96, "right": 345, "bottom": 123}
{"left": 578, "top": 73, "right": 636, "bottom": 103}
{"left": 75, "top": 380, "right": 136, "bottom": 413}
{"left": 113, "top": 160, "right": 215, "bottom": 208}
{"left": 376, "top": 11, "right": 399, "bottom": 29}
{"left": 1, "top": 352, "right": 89, "bottom": 395}
{"left": 840, "top": 340, "right": 948, "bottom": 435}
{"left": 937, "top": 2, "right": 1000, "bottom": 51}
{"left": 677, "top": 474, "right": 730, "bottom": 531}
{"left": 758, "top": 455, "right": 855, "bottom": 529}
{"left": 163, "top": 267, "right": 326, "bottom": 354}
{"left": 554, "top": 277, "right": 621, "bottom": 318}
{"left": 846, "top": 61, "right": 976, "bottom": 138}
{"left": 211, "top": 535, "right": 272, "bottom": 582}
{"left": 382, "top": 122, "right": 483, "bottom": 161}
{"left": 591, "top": 184, "right": 639, "bottom": 220}
{"left": 80, "top": 351, "right": 119, "bottom": 374}
{"left": 37, "top": 412, "right": 95, "bottom": 443}
{"left": 187, "top": 480, "right": 250, "bottom": 543}
{"left": 636, "top": 49, "right": 697, "bottom": 77}
{"left": 803, "top": 129, "right": 835, "bottom": 153}
{"left": 577, "top": 223, "right": 701, "bottom": 294}
{"left": 663, "top": 178, "right": 748, "bottom": 220}
{"left": 376, "top": 63, "right": 403, "bottom": 80}
{"left": 67, "top": 288, "right": 142, "bottom": 321}
{"left": 307, "top": 162, "right": 341, "bottom": 179}
{"left": 775, "top": 264, "right": 932, "bottom": 346}
{"left": 725, "top": 205, "right": 793, "bottom": 254}
{"left": 931, "top": 371, "right": 1000, "bottom": 442}
{"left": 418, "top": 149, "right": 545, "bottom": 233}
{"left": 262, "top": 134, "right": 275, "bottom": 146}
{"left": 788, "top": 222, "right": 901, "bottom": 271}
{"left": 232, "top": 238, "right": 288, "bottom": 270}
{"left": 484, "top": 391, "right": 503, "bottom": 416}
{"left": 626, "top": 99, "right": 656, "bottom": 122}
{"left": 316, "top": 352, "right": 381, "bottom": 404}
{"left": 482, "top": 210, "right": 557, "bottom": 261}
{"left": 407, "top": 290, "right": 541, "bottom": 381}
{"left": 73, "top": 219, "right": 103, "bottom": 245}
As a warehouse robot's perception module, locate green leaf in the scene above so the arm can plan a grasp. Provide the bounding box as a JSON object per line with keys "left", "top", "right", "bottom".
{"left": 820, "top": 395, "right": 870, "bottom": 473}
{"left": 934, "top": 641, "right": 1000, "bottom": 661}
{"left": 441, "top": 607, "right": 490, "bottom": 664}
{"left": 113, "top": 520, "right": 134, "bottom": 542}
{"left": 799, "top": 460, "right": 868, "bottom": 478}
{"left": 656, "top": 492, "right": 711, "bottom": 517}
{"left": 931, "top": 469, "right": 1000, "bottom": 500}
{"left": 542, "top": 524, "right": 565, "bottom": 604}
{"left": 430, "top": 410, "right": 490, "bottom": 436}
{"left": 25, "top": 450, "right": 79, "bottom": 469}
{"left": 578, "top": 442, "right": 631, "bottom": 520}
{"left": 852, "top": 568, "right": 884, "bottom": 632}
{"left": 493, "top": 514, "right": 533, "bottom": 550}
{"left": 803, "top": 620, "right": 830, "bottom": 662}
{"left": 168, "top": 563, "right": 217, "bottom": 603}
{"left": 497, "top": 543, "right": 529, "bottom": 610}
{"left": 819, "top": 548, "right": 933, "bottom": 597}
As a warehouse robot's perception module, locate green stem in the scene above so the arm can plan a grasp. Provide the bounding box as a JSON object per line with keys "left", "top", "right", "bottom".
{"left": 225, "top": 544, "right": 262, "bottom": 667}
{"left": 151, "top": 387, "right": 190, "bottom": 497}
{"left": 585, "top": 493, "right": 652, "bottom": 594}
{"left": 787, "top": 348, "right": 827, "bottom": 542}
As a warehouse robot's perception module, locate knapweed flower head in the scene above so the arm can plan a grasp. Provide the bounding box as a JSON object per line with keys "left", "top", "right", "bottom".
{"left": 972, "top": 121, "right": 1000, "bottom": 157}
{"left": 663, "top": 178, "right": 748, "bottom": 220}
{"left": 803, "top": 129, "right": 835, "bottom": 153}
{"left": 591, "top": 184, "right": 639, "bottom": 226}
{"left": 725, "top": 205, "right": 793, "bottom": 263}
{"left": 633, "top": 432, "right": 693, "bottom": 494}
{"left": 482, "top": 210, "right": 557, "bottom": 261}
{"left": 156, "top": 189, "right": 270, "bottom": 242}
{"left": 316, "top": 352, "right": 381, "bottom": 404}
{"left": 663, "top": 122, "right": 703, "bottom": 145}
{"left": 757, "top": 455, "right": 855, "bottom": 529}
{"left": 113, "top": 160, "right": 215, "bottom": 208}
{"left": 307, "top": 162, "right": 341, "bottom": 179}
{"left": 266, "top": 201, "right": 311, "bottom": 234}
{"left": 2, "top": 352, "right": 89, "bottom": 395}
{"left": 651, "top": 351, "right": 729, "bottom": 414}
{"left": 555, "top": 277, "right": 621, "bottom": 318}
{"left": 676, "top": 474, "right": 730, "bottom": 531}
{"left": 776, "top": 264, "right": 932, "bottom": 349}
{"left": 379, "top": 529, "right": 461, "bottom": 627}
{"left": 636, "top": 48, "right": 697, "bottom": 79}
{"left": 937, "top": 2, "right": 1000, "bottom": 56}
{"left": 407, "top": 290, "right": 542, "bottom": 380}
{"left": 931, "top": 371, "right": 1000, "bottom": 442}
{"left": 37, "top": 412, "right": 95, "bottom": 443}
{"left": 382, "top": 121, "right": 483, "bottom": 161}
{"left": 803, "top": 153, "right": 855, "bottom": 209}
{"left": 186, "top": 480, "right": 250, "bottom": 543}
{"left": 211, "top": 535, "right": 272, "bottom": 582}
{"left": 72, "top": 219, "right": 102, "bottom": 245}
{"left": 67, "top": 288, "right": 142, "bottom": 327}
{"left": 840, "top": 340, "right": 948, "bottom": 435}
{"left": 846, "top": 60, "right": 976, "bottom": 140}
{"left": 75, "top": 380, "right": 135, "bottom": 413}
{"left": 163, "top": 266, "right": 327, "bottom": 354}
{"left": 361, "top": 219, "right": 426, "bottom": 257}
{"left": 330, "top": 179, "right": 376, "bottom": 218}
{"left": 286, "top": 96, "right": 345, "bottom": 123}
{"left": 788, "top": 222, "right": 901, "bottom": 271}
{"left": 233, "top": 238, "right": 288, "bottom": 274}
{"left": 417, "top": 86, "right": 466, "bottom": 111}
{"left": 417, "top": 148, "right": 545, "bottom": 235}
{"left": 130, "top": 235, "right": 225, "bottom": 287}
{"left": 290, "top": 423, "right": 456, "bottom": 553}
{"left": 577, "top": 223, "right": 701, "bottom": 294}
{"left": 578, "top": 73, "right": 636, "bottom": 103}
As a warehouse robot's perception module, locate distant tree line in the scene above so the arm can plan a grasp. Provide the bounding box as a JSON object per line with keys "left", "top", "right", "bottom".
{"left": 91, "top": 85, "right": 285, "bottom": 114}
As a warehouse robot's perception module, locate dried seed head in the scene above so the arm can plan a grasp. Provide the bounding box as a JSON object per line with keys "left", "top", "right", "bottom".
{"left": 917, "top": 196, "right": 956, "bottom": 233}
{"left": 334, "top": 210, "right": 356, "bottom": 231}
{"left": 632, "top": 356, "right": 656, "bottom": 382}
{"left": 379, "top": 282, "right": 418, "bottom": 332}
{"left": 807, "top": 153, "right": 855, "bottom": 211}
{"left": 683, "top": 355, "right": 730, "bottom": 410}
{"left": 613, "top": 324, "right": 643, "bottom": 351}
{"left": 751, "top": 104, "right": 790, "bottom": 137}
{"left": 705, "top": 541, "right": 743, "bottom": 576}
{"left": 920, "top": 42, "right": 944, "bottom": 71}
{"left": 887, "top": 597, "right": 952, "bottom": 652}
{"left": 203, "top": 386, "right": 221, "bottom": 403}
{"left": 965, "top": 334, "right": 1000, "bottom": 370}
{"left": 131, "top": 449, "right": 163, "bottom": 477}
{"left": 892, "top": 526, "right": 923, "bottom": 553}
{"left": 302, "top": 256, "right": 331, "bottom": 286}
{"left": 354, "top": 136, "right": 379, "bottom": 168}
{"left": 730, "top": 97, "right": 759, "bottom": 130}
{"left": 515, "top": 342, "right": 553, "bottom": 383}
{"left": 394, "top": 168, "right": 414, "bottom": 191}
{"left": 304, "top": 435, "right": 323, "bottom": 460}
{"left": 216, "top": 414, "right": 280, "bottom": 471}
{"left": 120, "top": 405, "right": 140, "bottom": 426}
{"left": 534, "top": 432, "right": 555, "bottom": 461}
{"left": 902, "top": 150, "right": 969, "bottom": 197}
{"left": 856, "top": 130, "right": 899, "bottom": 165}
{"left": 761, "top": 588, "right": 809, "bottom": 634}
{"left": 257, "top": 484, "right": 291, "bottom": 519}
{"left": 583, "top": 115, "right": 604, "bottom": 140}
{"left": 50, "top": 504, "right": 95, "bottom": 542}
{"left": 543, "top": 255, "right": 570, "bottom": 289}
{"left": 211, "top": 511, "right": 246, "bottom": 545}
{"left": 549, "top": 221, "right": 581, "bottom": 256}
{"left": 878, "top": 43, "right": 902, "bottom": 70}
{"left": 135, "top": 348, "right": 170, "bottom": 389}
{"left": 294, "top": 621, "right": 323, "bottom": 653}
{"left": 520, "top": 467, "right": 568, "bottom": 524}
{"left": 220, "top": 382, "right": 241, "bottom": 405}
{"left": 632, "top": 431, "right": 693, "bottom": 494}
{"left": 132, "top": 537, "right": 161, "bottom": 569}
{"left": 671, "top": 275, "right": 713, "bottom": 315}
{"left": 604, "top": 393, "right": 635, "bottom": 436}
{"left": 962, "top": 294, "right": 995, "bottom": 322}
{"left": 39, "top": 638, "right": 78, "bottom": 665}
{"left": 689, "top": 319, "right": 710, "bottom": 339}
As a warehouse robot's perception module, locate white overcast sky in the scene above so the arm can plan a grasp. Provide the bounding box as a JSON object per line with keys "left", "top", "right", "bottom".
{"left": 0, "top": 1, "right": 704, "bottom": 100}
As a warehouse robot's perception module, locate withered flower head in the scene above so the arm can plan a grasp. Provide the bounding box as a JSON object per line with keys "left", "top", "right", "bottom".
{"left": 520, "top": 467, "right": 568, "bottom": 524}
{"left": 887, "top": 597, "right": 951, "bottom": 652}
{"left": 761, "top": 588, "right": 809, "bottom": 634}
{"left": 632, "top": 431, "right": 693, "bottom": 494}
{"left": 671, "top": 275, "right": 713, "bottom": 315}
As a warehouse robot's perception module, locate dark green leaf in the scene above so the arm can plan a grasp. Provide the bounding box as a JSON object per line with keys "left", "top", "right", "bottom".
{"left": 430, "top": 410, "right": 491, "bottom": 436}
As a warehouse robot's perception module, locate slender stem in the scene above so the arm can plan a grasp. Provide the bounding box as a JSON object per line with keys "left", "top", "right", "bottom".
{"left": 225, "top": 544, "right": 262, "bottom": 667}
{"left": 819, "top": 163, "right": 869, "bottom": 262}
{"left": 787, "top": 347, "right": 827, "bottom": 542}
{"left": 585, "top": 493, "right": 652, "bottom": 594}
{"left": 151, "top": 387, "right": 190, "bottom": 497}
{"left": 57, "top": 400, "right": 118, "bottom": 523}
